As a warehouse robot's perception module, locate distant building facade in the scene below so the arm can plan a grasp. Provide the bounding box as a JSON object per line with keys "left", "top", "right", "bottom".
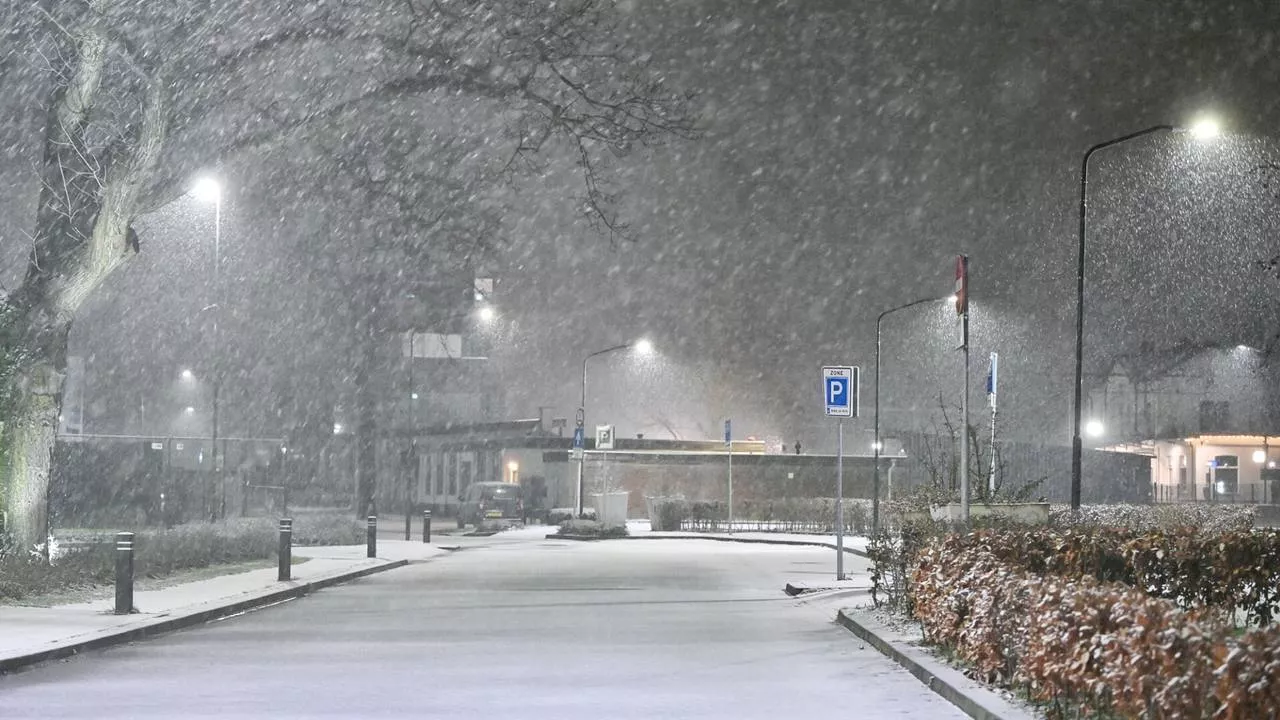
{"left": 1086, "top": 346, "right": 1280, "bottom": 503}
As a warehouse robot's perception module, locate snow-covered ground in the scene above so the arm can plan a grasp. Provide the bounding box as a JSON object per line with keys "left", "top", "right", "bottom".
{"left": 3, "top": 536, "right": 969, "bottom": 719}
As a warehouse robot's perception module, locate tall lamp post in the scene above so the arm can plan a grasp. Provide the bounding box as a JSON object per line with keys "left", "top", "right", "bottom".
{"left": 1070, "top": 119, "right": 1218, "bottom": 509}
{"left": 873, "top": 295, "right": 952, "bottom": 534}
{"left": 192, "top": 177, "right": 223, "bottom": 519}
{"left": 577, "top": 338, "right": 653, "bottom": 516}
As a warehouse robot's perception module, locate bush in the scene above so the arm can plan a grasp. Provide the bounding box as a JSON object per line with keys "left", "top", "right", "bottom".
{"left": 1049, "top": 503, "right": 1255, "bottom": 532}
{"left": 0, "top": 542, "right": 114, "bottom": 600}
{"left": 646, "top": 497, "right": 873, "bottom": 534}
{"left": 867, "top": 513, "right": 1054, "bottom": 612}
{"left": 547, "top": 507, "right": 596, "bottom": 525}
{"left": 555, "top": 519, "right": 628, "bottom": 538}
{"left": 133, "top": 519, "right": 276, "bottom": 577}
{"left": 0, "top": 520, "right": 278, "bottom": 602}
{"left": 936, "top": 528, "right": 1280, "bottom": 626}
{"left": 289, "top": 512, "right": 365, "bottom": 546}
{"left": 909, "top": 541, "right": 1280, "bottom": 719}
{"left": 869, "top": 504, "right": 1268, "bottom": 622}
{"left": 648, "top": 499, "right": 685, "bottom": 532}
{"left": 867, "top": 520, "right": 936, "bottom": 613}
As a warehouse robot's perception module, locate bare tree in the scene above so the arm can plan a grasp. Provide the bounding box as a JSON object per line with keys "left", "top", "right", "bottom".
{"left": 1, "top": 0, "right": 696, "bottom": 546}
{"left": 912, "top": 394, "right": 1020, "bottom": 504}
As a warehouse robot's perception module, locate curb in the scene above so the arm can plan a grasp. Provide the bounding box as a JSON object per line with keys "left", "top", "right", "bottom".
{"left": 626, "top": 533, "right": 870, "bottom": 557}
{"left": 835, "top": 609, "right": 1033, "bottom": 720}
{"left": 784, "top": 581, "right": 869, "bottom": 596}
{"left": 0, "top": 559, "right": 409, "bottom": 676}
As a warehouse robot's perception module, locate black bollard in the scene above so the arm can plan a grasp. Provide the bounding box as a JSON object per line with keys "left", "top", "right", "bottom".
{"left": 404, "top": 504, "right": 411, "bottom": 541}
{"left": 114, "top": 532, "right": 135, "bottom": 615}
{"left": 278, "top": 518, "right": 292, "bottom": 581}
{"left": 422, "top": 509, "right": 431, "bottom": 543}
{"left": 367, "top": 515, "right": 377, "bottom": 558}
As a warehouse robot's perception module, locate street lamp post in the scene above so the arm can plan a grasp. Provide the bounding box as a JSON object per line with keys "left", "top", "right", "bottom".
{"left": 1070, "top": 120, "right": 1217, "bottom": 509}
{"left": 874, "top": 296, "right": 951, "bottom": 534}
{"left": 192, "top": 178, "right": 223, "bottom": 519}
{"left": 577, "top": 339, "right": 652, "bottom": 516}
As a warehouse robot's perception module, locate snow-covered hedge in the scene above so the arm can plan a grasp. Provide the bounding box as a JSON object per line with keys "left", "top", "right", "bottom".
{"left": 1049, "top": 503, "right": 1255, "bottom": 532}
{"left": 868, "top": 504, "right": 1260, "bottom": 616}
{"left": 912, "top": 541, "right": 1280, "bottom": 718}
{"left": 646, "top": 497, "right": 872, "bottom": 535}
{"left": 1, "top": 520, "right": 276, "bottom": 601}
{"left": 935, "top": 528, "right": 1280, "bottom": 626}
{"left": 287, "top": 512, "right": 366, "bottom": 547}
{"left": 555, "top": 519, "right": 627, "bottom": 538}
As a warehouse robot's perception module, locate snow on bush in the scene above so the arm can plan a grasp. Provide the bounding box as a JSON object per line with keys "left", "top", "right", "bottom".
{"left": 556, "top": 519, "right": 627, "bottom": 538}
{"left": 646, "top": 497, "right": 872, "bottom": 534}
{"left": 0, "top": 520, "right": 277, "bottom": 601}
{"left": 288, "top": 512, "right": 365, "bottom": 546}
{"left": 1049, "top": 503, "right": 1255, "bottom": 532}
{"left": 937, "top": 528, "right": 1280, "bottom": 626}
{"left": 911, "top": 540, "right": 1280, "bottom": 718}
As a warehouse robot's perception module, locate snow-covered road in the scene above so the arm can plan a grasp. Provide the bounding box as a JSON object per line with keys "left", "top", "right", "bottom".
{"left": 0, "top": 537, "right": 964, "bottom": 719}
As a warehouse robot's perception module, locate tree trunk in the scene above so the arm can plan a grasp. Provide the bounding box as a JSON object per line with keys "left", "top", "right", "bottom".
{"left": 1, "top": 329, "right": 71, "bottom": 548}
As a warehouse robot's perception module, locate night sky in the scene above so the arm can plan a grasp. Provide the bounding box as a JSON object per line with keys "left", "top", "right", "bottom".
{"left": 3, "top": 0, "right": 1279, "bottom": 452}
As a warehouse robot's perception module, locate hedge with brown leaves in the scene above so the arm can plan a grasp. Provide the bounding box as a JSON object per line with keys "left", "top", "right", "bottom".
{"left": 912, "top": 541, "right": 1280, "bottom": 718}
{"left": 939, "top": 528, "right": 1280, "bottom": 626}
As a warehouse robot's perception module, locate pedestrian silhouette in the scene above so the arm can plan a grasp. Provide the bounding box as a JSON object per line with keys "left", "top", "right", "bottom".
{"left": 794, "top": 441, "right": 802, "bottom": 455}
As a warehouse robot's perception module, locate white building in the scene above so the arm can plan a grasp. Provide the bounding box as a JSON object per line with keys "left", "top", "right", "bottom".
{"left": 1086, "top": 346, "right": 1279, "bottom": 503}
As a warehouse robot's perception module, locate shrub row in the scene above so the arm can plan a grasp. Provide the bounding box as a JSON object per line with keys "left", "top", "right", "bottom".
{"left": 647, "top": 497, "right": 872, "bottom": 535}
{"left": 556, "top": 519, "right": 628, "bottom": 538}
{"left": 285, "top": 512, "right": 366, "bottom": 547}
{"left": 867, "top": 503, "right": 1266, "bottom": 620}
{"left": 912, "top": 543, "right": 1280, "bottom": 718}
{"left": 0, "top": 515, "right": 363, "bottom": 602}
{"left": 1048, "top": 503, "right": 1256, "bottom": 532}
{"left": 936, "top": 528, "right": 1280, "bottom": 626}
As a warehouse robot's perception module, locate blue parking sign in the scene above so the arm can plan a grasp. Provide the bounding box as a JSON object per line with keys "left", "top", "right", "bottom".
{"left": 822, "top": 366, "right": 858, "bottom": 418}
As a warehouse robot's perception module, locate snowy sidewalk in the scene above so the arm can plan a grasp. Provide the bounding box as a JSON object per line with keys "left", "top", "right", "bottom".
{"left": 0, "top": 540, "right": 447, "bottom": 673}
{"left": 622, "top": 519, "right": 871, "bottom": 554}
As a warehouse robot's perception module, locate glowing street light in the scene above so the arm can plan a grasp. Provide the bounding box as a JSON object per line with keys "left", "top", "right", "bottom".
{"left": 1085, "top": 419, "right": 1105, "bottom": 438}
{"left": 873, "top": 295, "right": 953, "bottom": 533}
{"left": 576, "top": 338, "right": 658, "bottom": 514}
{"left": 1189, "top": 117, "right": 1221, "bottom": 141}
{"left": 184, "top": 406, "right": 196, "bottom": 415}
{"left": 190, "top": 176, "right": 226, "bottom": 518}
{"left": 478, "top": 305, "right": 496, "bottom": 322}
{"left": 190, "top": 177, "right": 222, "bottom": 202}
{"left": 1071, "top": 114, "right": 1221, "bottom": 509}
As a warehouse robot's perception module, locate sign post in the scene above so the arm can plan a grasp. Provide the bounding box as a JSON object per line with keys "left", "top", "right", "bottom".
{"left": 823, "top": 365, "right": 858, "bottom": 581}
{"left": 987, "top": 352, "right": 999, "bottom": 495}
{"left": 574, "top": 407, "right": 585, "bottom": 517}
{"left": 955, "top": 254, "right": 971, "bottom": 523}
{"left": 725, "top": 419, "right": 733, "bottom": 534}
